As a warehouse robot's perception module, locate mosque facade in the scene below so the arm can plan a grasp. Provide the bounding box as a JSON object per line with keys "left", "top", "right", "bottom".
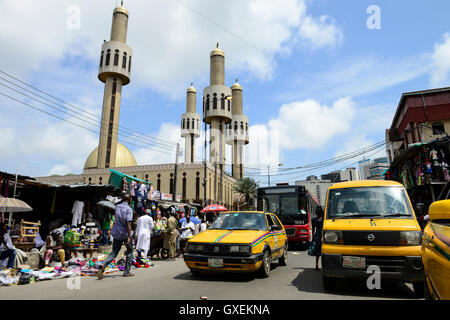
{"left": 35, "top": 3, "right": 250, "bottom": 209}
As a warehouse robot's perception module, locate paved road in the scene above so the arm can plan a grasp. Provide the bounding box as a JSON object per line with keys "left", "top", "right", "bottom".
{"left": 0, "top": 248, "right": 421, "bottom": 300}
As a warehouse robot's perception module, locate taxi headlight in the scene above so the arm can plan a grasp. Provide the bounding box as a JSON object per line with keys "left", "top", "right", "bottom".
{"left": 239, "top": 245, "right": 251, "bottom": 254}
{"left": 230, "top": 246, "right": 240, "bottom": 252}
{"left": 323, "top": 231, "right": 343, "bottom": 244}
{"left": 400, "top": 231, "right": 422, "bottom": 246}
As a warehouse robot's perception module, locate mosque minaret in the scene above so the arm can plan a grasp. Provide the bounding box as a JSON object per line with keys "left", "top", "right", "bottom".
{"left": 92, "top": 1, "right": 136, "bottom": 169}
{"left": 181, "top": 83, "right": 201, "bottom": 163}
{"left": 203, "top": 44, "right": 233, "bottom": 171}
{"left": 227, "top": 79, "right": 249, "bottom": 179}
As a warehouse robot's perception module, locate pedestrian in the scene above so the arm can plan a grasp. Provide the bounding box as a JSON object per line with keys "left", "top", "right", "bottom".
{"left": 97, "top": 194, "right": 134, "bottom": 279}
{"left": 136, "top": 209, "right": 154, "bottom": 258}
{"left": 101, "top": 208, "right": 113, "bottom": 246}
{"left": 0, "top": 223, "right": 16, "bottom": 269}
{"left": 165, "top": 211, "right": 178, "bottom": 260}
{"left": 180, "top": 214, "right": 195, "bottom": 255}
{"left": 309, "top": 206, "right": 324, "bottom": 271}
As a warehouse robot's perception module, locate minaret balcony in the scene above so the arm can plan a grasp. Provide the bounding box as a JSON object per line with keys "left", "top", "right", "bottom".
{"left": 98, "top": 41, "right": 132, "bottom": 85}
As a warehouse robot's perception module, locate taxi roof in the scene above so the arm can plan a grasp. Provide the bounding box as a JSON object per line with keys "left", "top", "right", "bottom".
{"left": 329, "top": 180, "right": 404, "bottom": 190}
{"left": 220, "top": 211, "right": 271, "bottom": 214}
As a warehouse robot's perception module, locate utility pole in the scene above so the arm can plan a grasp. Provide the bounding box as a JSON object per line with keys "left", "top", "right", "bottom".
{"left": 219, "top": 156, "right": 224, "bottom": 205}
{"left": 214, "top": 160, "right": 217, "bottom": 203}
{"left": 267, "top": 165, "right": 270, "bottom": 187}
{"left": 173, "top": 143, "right": 180, "bottom": 202}
{"left": 203, "top": 109, "right": 208, "bottom": 207}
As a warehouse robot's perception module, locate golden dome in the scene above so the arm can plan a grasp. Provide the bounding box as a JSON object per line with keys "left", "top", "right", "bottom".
{"left": 114, "top": 2, "right": 129, "bottom": 16}
{"left": 231, "top": 78, "right": 242, "bottom": 90}
{"left": 210, "top": 43, "right": 224, "bottom": 57}
{"left": 84, "top": 142, "right": 137, "bottom": 170}
{"left": 187, "top": 82, "right": 196, "bottom": 94}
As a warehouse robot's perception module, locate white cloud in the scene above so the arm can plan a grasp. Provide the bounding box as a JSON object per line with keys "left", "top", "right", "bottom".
{"left": 268, "top": 97, "right": 355, "bottom": 150}
{"left": 430, "top": 32, "right": 450, "bottom": 87}
{"left": 297, "top": 15, "right": 343, "bottom": 50}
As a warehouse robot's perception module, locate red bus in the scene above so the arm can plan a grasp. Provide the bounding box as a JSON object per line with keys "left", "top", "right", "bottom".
{"left": 257, "top": 185, "right": 320, "bottom": 247}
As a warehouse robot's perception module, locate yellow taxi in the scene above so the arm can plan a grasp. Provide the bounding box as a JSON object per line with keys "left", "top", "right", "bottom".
{"left": 422, "top": 200, "right": 450, "bottom": 300}
{"left": 183, "top": 211, "right": 288, "bottom": 278}
{"left": 321, "top": 180, "right": 424, "bottom": 295}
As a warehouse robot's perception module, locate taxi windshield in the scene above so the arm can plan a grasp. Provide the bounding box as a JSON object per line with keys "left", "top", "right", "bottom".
{"left": 326, "top": 186, "right": 413, "bottom": 219}
{"left": 209, "top": 212, "right": 268, "bottom": 231}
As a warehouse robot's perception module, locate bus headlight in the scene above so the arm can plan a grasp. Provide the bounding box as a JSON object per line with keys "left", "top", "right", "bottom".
{"left": 323, "top": 231, "right": 343, "bottom": 244}
{"left": 400, "top": 231, "right": 422, "bottom": 246}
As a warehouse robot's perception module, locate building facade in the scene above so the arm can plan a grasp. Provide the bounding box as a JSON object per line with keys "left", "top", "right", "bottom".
{"left": 386, "top": 87, "right": 450, "bottom": 165}
{"left": 295, "top": 175, "right": 333, "bottom": 207}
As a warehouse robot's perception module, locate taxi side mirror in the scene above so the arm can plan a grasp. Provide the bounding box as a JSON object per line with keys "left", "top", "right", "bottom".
{"left": 270, "top": 225, "right": 280, "bottom": 231}
{"left": 428, "top": 200, "right": 450, "bottom": 221}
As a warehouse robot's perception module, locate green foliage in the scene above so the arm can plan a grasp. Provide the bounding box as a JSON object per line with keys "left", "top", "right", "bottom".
{"left": 232, "top": 177, "right": 259, "bottom": 209}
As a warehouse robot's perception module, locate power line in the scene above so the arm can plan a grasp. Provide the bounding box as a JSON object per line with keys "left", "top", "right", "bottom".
{"left": 0, "top": 90, "right": 180, "bottom": 156}
{"left": 0, "top": 70, "right": 177, "bottom": 149}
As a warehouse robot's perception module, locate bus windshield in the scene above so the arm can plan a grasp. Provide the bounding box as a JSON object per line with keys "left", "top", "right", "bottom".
{"left": 261, "top": 192, "right": 308, "bottom": 225}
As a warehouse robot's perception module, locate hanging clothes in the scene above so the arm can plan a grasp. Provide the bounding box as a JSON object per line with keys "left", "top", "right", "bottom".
{"left": 71, "top": 200, "right": 84, "bottom": 226}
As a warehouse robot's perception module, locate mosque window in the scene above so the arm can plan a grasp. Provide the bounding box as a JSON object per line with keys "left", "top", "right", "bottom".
{"left": 112, "top": 79, "right": 117, "bottom": 94}
{"left": 195, "top": 172, "right": 200, "bottom": 201}
{"left": 234, "top": 121, "right": 238, "bottom": 134}
{"left": 100, "top": 51, "right": 104, "bottom": 67}
{"left": 213, "top": 93, "right": 217, "bottom": 109}
{"left": 227, "top": 99, "right": 231, "bottom": 111}
{"left": 192, "top": 118, "right": 195, "bottom": 129}
{"left": 122, "top": 52, "right": 127, "bottom": 68}
{"left": 246, "top": 122, "right": 248, "bottom": 134}
{"left": 99, "top": 177, "right": 103, "bottom": 185}
{"left": 240, "top": 122, "right": 244, "bottom": 134}
{"left": 206, "top": 95, "right": 210, "bottom": 111}
{"left": 219, "top": 121, "right": 223, "bottom": 133}
{"left": 187, "top": 118, "right": 190, "bottom": 130}
{"left": 182, "top": 119, "right": 185, "bottom": 129}
{"left": 197, "top": 119, "right": 199, "bottom": 130}
{"left": 221, "top": 94, "right": 225, "bottom": 109}
{"left": 114, "top": 49, "right": 119, "bottom": 66}
{"left": 128, "top": 56, "right": 132, "bottom": 72}
{"left": 182, "top": 173, "right": 187, "bottom": 200}
{"left": 105, "top": 49, "right": 111, "bottom": 66}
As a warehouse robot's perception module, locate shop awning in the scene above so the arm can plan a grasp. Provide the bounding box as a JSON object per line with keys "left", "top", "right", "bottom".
{"left": 109, "top": 169, "right": 152, "bottom": 188}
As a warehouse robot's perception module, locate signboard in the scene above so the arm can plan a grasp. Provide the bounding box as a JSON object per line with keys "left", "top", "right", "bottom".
{"left": 160, "top": 193, "right": 172, "bottom": 201}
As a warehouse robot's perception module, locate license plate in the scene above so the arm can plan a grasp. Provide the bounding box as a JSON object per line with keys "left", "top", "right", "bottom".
{"left": 342, "top": 256, "right": 366, "bottom": 269}
{"left": 208, "top": 258, "right": 224, "bottom": 268}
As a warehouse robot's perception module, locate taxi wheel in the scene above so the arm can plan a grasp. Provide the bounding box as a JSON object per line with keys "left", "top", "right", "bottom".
{"left": 278, "top": 246, "right": 288, "bottom": 266}
{"left": 322, "top": 275, "right": 336, "bottom": 292}
{"left": 190, "top": 269, "right": 202, "bottom": 277}
{"left": 258, "top": 250, "right": 271, "bottom": 278}
{"left": 412, "top": 281, "right": 424, "bottom": 298}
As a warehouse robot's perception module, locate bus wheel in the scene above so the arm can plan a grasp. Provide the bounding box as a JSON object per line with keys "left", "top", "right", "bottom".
{"left": 278, "top": 245, "right": 288, "bottom": 266}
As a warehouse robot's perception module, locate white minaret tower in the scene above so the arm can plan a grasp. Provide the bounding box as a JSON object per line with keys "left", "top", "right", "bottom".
{"left": 181, "top": 83, "right": 201, "bottom": 163}
{"left": 227, "top": 79, "right": 249, "bottom": 179}
{"left": 203, "top": 44, "right": 232, "bottom": 168}
{"left": 96, "top": 1, "right": 133, "bottom": 169}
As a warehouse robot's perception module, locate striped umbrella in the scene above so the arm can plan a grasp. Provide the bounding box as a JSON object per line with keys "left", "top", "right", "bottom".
{"left": 0, "top": 197, "right": 33, "bottom": 228}
{"left": 0, "top": 197, "right": 33, "bottom": 212}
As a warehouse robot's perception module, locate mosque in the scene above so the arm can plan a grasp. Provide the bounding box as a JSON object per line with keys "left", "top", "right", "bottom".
{"left": 35, "top": 2, "right": 250, "bottom": 209}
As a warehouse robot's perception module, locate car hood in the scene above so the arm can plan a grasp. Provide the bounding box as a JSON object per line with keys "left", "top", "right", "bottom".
{"left": 188, "top": 229, "right": 270, "bottom": 244}
{"left": 324, "top": 218, "right": 420, "bottom": 231}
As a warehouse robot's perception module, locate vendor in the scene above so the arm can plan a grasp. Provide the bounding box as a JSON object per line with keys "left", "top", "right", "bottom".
{"left": 0, "top": 223, "right": 16, "bottom": 269}
{"left": 44, "top": 228, "right": 65, "bottom": 266}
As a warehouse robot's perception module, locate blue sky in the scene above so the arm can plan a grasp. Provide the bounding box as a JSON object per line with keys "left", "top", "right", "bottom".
{"left": 1, "top": 0, "right": 450, "bottom": 186}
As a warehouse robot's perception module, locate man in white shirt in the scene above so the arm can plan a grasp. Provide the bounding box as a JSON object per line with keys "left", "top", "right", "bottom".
{"left": 180, "top": 215, "right": 195, "bottom": 239}
{"left": 0, "top": 223, "right": 16, "bottom": 268}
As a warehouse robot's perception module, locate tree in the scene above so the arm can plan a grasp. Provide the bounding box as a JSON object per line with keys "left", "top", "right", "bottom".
{"left": 232, "top": 177, "right": 259, "bottom": 210}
